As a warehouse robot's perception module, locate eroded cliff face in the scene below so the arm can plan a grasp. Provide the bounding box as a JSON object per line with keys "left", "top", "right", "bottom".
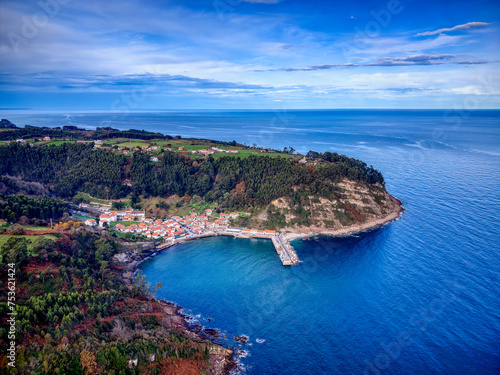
{"left": 266, "top": 179, "right": 402, "bottom": 237}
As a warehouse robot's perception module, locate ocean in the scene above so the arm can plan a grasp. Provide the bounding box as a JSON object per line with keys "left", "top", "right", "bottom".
{"left": 2, "top": 109, "right": 500, "bottom": 374}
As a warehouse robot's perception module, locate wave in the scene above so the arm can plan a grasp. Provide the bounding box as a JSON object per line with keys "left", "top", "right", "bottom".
{"left": 235, "top": 349, "right": 250, "bottom": 359}
{"left": 469, "top": 149, "right": 500, "bottom": 157}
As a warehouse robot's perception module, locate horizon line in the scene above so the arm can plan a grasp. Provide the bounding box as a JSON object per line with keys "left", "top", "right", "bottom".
{"left": 2, "top": 108, "right": 500, "bottom": 112}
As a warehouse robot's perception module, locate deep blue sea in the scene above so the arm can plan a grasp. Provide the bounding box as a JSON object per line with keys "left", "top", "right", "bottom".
{"left": 2, "top": 109, "right": 500, "bottom": 374}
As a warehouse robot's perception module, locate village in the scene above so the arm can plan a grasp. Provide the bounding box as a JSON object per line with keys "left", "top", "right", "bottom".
{"left": 78, "top": 203, "right": 299, "bottom": 265}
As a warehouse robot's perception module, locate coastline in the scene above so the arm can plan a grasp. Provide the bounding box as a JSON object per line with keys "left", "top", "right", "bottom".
{"left": 115, "top": 195, "right": 403, "bottom": 374}
{"left": 117, "top": 244, "right": 237, "bottom": 375}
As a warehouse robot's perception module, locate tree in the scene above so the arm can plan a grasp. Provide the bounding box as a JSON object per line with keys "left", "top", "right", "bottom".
{"left": 111, "top": 201, "right": 125, "bottom": 210}
{"left": 72, "top": 193, "right": 90, "bottom": 205}
{"left": 18, "top": 215, "right": 30, "bottom": 226}
{"left": 132, "top": 271, "right": 163, "bottom": 298}
{"left": 0, "top": 237, "right": 28, "bottom": 270}
{"left": 12, "top": 226, "right": 24, "bottom": 235}
{"left": 131, "top": 194, "right": 140, "bottom": 204}
{"left": 306, "top": 150, "right": 320, "bottom": 159}
{"left": 110, "top": 319, "right": 131, "bottom": 343}
{"left": 94, "top": 239, "right": 116, "bottom": 264}
{"left": 80, "top": 349, "right": 98, "bottom": 375}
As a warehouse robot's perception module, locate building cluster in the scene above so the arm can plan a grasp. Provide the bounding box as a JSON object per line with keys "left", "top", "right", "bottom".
{"left": 115, "top": 219, "right": 186, "bottom": 239}
{"left": 80, "top": 201, "right": 276, "bottom": 241}
{"left": 78, "top": 203, "right": 146, "bottom": 227}
{"left": 83, "top": 204, "right": 251, "bottom": 241}
{"left": 5, "top": 139, "right": 27, "bottom": 145}
{"left": 111, "top": 209, "right": 219, "bottom": 240}
{"left": 121, "top": 145, "right": 161, "bottom": 155}
{"left": 98, "top": 209, "right": 146, "bottom": 226}
{"left": 191, "top": 146, "right": 240, "bottom": 156}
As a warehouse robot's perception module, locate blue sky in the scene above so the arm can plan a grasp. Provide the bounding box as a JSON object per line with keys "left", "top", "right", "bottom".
{"left": 0, "top": 0, "right": 499, "bottom": 109}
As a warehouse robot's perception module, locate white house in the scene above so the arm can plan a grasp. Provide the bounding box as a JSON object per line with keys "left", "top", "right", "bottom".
{"left": 99, "top": 213, "right": 117, "bottom": 226}
{"left": 85, "top": 219, "right": 97, "bottom": 227}
{"left": 199, "top": 149, "right": 214, "bottom": 155}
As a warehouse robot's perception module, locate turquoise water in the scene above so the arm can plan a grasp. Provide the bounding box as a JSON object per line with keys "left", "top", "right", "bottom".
{"left": 3, "top": 109, "right": 500, "bottom": 374}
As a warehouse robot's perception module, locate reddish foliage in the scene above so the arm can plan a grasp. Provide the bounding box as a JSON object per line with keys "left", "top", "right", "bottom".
{"left": 152, "top": 355, "right": 206, "bottom": 375}
{"left": 344, "top": 202, "right": 366, "bottom": 222}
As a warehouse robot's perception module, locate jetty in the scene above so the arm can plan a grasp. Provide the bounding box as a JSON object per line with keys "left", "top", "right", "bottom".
{"left": 272, "top": 234, "right": 299, "bottom": 266}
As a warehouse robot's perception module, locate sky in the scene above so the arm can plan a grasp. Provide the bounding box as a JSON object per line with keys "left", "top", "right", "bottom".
{"left": 0, "top": 0, "right": 499, "bottom": 110}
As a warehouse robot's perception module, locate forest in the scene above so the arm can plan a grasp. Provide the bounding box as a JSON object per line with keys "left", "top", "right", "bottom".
{"left": 0, "top": 194, "right": 68, "bottom": 223}
{"left": 0, "top": 231, "right": 215, "bottom": 374}
{"left": 0, "top": 139, "right": 384, "bottom": 209}
{"left": 0, "top": 142, "right": 130, "bottom": 199}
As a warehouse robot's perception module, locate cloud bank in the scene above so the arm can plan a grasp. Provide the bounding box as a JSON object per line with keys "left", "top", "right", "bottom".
{"left": 267, "top": 54, "right": 490, "bottom": 71}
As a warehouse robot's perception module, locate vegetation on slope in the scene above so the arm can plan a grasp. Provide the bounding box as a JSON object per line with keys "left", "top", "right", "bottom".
{"left": 0, "top": 231, "right": 222, "bottom": 374}
{"left": 0, "top": 195, "right": 68, "bottom": 223}
{"left": 0, "top": 136, "right": 384, "bottom": 209}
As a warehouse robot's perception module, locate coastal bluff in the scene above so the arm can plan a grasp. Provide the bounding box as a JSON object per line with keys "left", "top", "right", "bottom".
{"left": 257, "top": 179, "right": 403, "bottom": 240}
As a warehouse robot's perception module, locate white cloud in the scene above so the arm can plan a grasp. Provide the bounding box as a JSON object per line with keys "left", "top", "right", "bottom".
{"left": 416, "top": 22, "right": 490, "bottom": 36}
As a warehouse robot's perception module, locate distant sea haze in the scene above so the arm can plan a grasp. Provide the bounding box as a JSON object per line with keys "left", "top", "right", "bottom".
{"left": 4, "top": 109, "right": 500, "bottom": 374}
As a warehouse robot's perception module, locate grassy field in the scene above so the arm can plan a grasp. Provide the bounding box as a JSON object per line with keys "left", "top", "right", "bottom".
{"left": 187, "top": 201, "right": 218, "bottom": 215}
{"left": 139, "top": 196, "right": 194, "bottom": 217}
{"left": 0, "top": 224, "right": 56, "bottom": 232}
{"left": 76, "top": 192, "right": 132, "bottom": 206}
{"left": 72, "top": 214, "right": 94, "bottom": 221}
{"left": 115, "top": 141, "right": 150, "bottom": 148}
{"left": 109, "top": 221, "right": 137, "bottom": 227}
{"left": 76, "top": 192, "right": 112, "bottom": 205}
{"left": 102, "top": 138, "right": 131, "bottom": 145}
{"left": 6, "top": 135, "right": 302, "bottom": 163}
{"left": 21, "top": 226, "right": 53, "bottom": 231}
{"left": 46, "top": 140, "right": 75, "bottom": 146}
{"left": 116, "top": 138, "right": 300, "bottom": 160}
{"left": 108, "top": 230, "right": 146, "bottom": 241}
{"left": 40, "top": 135, "right": 301, "bottom": 161}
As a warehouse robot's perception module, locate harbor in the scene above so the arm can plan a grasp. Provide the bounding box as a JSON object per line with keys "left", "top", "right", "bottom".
{"left": 155, "top": 230, "right": 300, "bottom": 266}
{"left": 218, "top": 229, "right": 299, "bottom": 266}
